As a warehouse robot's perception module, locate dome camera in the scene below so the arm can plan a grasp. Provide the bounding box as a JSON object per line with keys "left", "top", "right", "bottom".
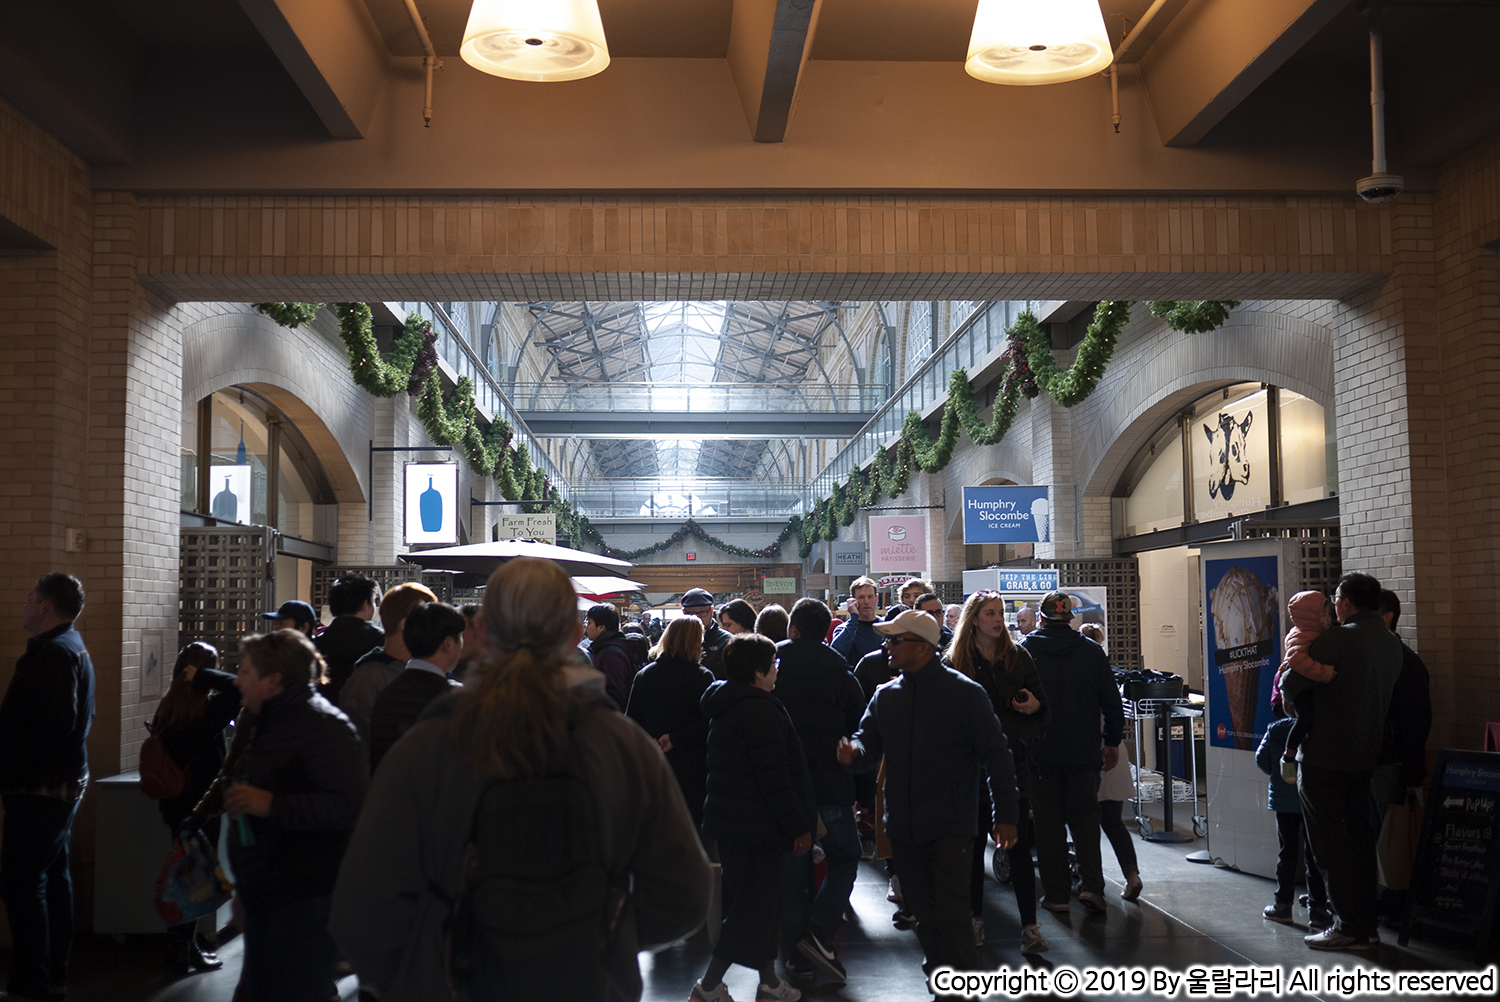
{"left": 1356, "top": 173, "right": 1404, "bottom": 203}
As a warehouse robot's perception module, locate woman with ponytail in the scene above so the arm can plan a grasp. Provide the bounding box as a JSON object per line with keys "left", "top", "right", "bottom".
{"left": 331, "top": 557, "right": 712, "bottom": 1001}
{"left": 947, "top": 591, "right": 1052, "bottom": 956}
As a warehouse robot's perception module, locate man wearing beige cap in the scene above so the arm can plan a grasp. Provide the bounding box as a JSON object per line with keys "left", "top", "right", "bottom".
{"left": 837, "top": 610, "right": 1017, "bottom": 980}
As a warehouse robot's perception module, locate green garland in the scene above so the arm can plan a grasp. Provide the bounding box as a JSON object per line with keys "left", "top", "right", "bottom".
{"left": 1149, "top": 300, "right": 1241, "bottom": 335}
{"left": 253, "top": 302, "right": 321, "bottom": 329}
{"left": 577, "top": 517, "right": 799, "bottom": 562}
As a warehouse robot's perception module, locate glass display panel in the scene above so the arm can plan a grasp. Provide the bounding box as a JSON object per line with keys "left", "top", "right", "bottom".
{"left": 1279, "top": 391, "right": 1333, "bottom": 505}
{"left": 1123, "top": 426, "right": 1184, "bottom": 534}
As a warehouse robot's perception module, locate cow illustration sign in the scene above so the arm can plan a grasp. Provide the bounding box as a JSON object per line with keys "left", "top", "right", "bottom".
{"left": 405, "top": 463, "right": 458, "bottom": 545}
{"left": 962, "top": 486, "right": 1050, "bottom": 543}
{"left": 1195, "top": 395, "right": 1270, "bottom": 521}
{"left": 1204, "top": 411, "right": 1253, "bottom": 500}
{"left": 868, "top": 516, "right": 927, "bottom": 574}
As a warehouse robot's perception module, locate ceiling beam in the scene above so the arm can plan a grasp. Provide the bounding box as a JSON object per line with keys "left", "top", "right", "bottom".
{"left": 237, "top": 0, "right": 389, "bottom": 139}
{"left": 727, "top": 0, "right": 823, "bottom": 143}
{"left": 1139, "top": 0, "right": 1346, "bottom": 147}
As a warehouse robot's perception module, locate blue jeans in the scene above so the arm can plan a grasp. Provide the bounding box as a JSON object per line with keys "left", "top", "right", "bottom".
{"left": 0, "top": 793, "right": 80, "bottom": 999}
{"left": 782, "top": 805, "right": 861, "bottom": 949}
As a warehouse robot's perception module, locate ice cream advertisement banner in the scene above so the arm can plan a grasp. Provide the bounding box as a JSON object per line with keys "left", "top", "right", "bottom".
{"left": 962, "top": 486, "right": 1051, "bottom": 543}
{"left": 868, "top": 516, "right": 927, "bottom": 574}
{"left": 1202, "top": 553, "right": 1282, "bottom": 751}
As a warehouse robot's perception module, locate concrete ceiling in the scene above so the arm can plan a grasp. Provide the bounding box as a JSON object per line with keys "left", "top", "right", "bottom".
{"left": 0, "top": 0, "right": 1497, "bottom": 192}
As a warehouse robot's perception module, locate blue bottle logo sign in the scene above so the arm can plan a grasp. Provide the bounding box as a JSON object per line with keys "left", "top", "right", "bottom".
{"left": 212, "top": 475, "right": 238, "bottom": 522}
{"left": 419, "top": 476, "right": 443, "bottom": 533}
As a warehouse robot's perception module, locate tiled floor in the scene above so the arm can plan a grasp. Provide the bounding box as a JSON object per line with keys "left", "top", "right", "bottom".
{"left": 36, "top": 829, "right": 1492, "bottom": 1002}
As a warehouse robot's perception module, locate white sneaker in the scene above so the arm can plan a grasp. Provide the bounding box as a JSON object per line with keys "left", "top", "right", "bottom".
{"left": 972, "top": 915, "right": 985, "bottom": 947}
{"left": 1020, "top": 923, "right": 1050, "bottom": 954}
{"left": 1123, "top": 872, "right": 1143, "bottom": 901}
{"left": 755, "top": 977, "right": 802, "bottom": 1001}
{"left": 887, "top": 875, "right": 902, "bottom": 902}
{"left": 691, "top": 980, "right": 736, "bottom": 1002}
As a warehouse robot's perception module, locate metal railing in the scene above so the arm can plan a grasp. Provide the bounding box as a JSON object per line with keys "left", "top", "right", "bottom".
{"left": 568, "top": 478, "right": 808, "bottom": 519}
{"left": 812, "top": 299, "right": 1043, "bottom": 498}
{"left": 511, "top": 382, "right": 881, "bottom": 414}
{"left": 387, "top": 302, "right": 569, "bottom": 498}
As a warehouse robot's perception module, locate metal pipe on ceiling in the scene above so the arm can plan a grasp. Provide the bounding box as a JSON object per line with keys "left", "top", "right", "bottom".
{"left": 402, "top": 0, "right": 444, "bottom": 127}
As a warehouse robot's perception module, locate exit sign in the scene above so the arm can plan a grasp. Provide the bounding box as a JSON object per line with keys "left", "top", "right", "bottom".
{"left": 686, "top": 552, "right": 696, "bottom": 561}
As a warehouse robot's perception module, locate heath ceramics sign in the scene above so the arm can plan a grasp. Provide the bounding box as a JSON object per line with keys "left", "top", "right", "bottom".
{"left": 962, "top": 486, "right": 1051, "bottom": 543}
{"left": 868, "top": 516, "right": 927, "bottom": 574}
{"left": 831, "top": 541, "right": 868, "bottom": 574}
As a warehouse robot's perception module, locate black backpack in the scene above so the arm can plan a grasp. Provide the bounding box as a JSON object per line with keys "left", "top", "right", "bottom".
{"left": 444, "top": 702, "right": 630, "bottom": 1001}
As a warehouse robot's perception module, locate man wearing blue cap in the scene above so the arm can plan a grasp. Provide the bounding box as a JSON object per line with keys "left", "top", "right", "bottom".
{"left": 262, "top": 600, "right": 317, "bottom": 638}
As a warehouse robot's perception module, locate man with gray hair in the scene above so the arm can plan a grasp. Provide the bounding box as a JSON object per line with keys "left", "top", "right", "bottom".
{"left": 0, "top": 573, "right": 95, "bottom": 1002}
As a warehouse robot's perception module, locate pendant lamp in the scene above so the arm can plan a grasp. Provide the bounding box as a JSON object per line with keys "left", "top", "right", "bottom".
{"left": 966, "top": 0, "right": 1113, "bottom": 86}
{"left": 460, "top": 0, "right": 610, "bottom": 82}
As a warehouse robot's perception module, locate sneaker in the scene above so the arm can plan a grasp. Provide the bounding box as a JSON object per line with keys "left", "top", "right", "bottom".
{"left": 887, "top": 876, "right": 902, "bottom": 903}
{"left": 1307, "top": 905, "right": 1334, "bottom": 929}
{"left": 1263, "top": 901, "right": 1293, "bottom": 923}
{"left": 1041, "top": 899, "right": 1071, "bottom": 914}
{"left": 892, "top": 908, "right": 916, "bottom": 929}
{"left": 1123, "top": 872, "right": 1143, "bottom": 902}
{"left": 1281, "top": 758, "right": 1298, "bottom": 783}
{"left": 796, "top": 931, "right": 847, "bottom": 983}
{"left": 783, "top": 956, "right": 815, "bottom": 982}
{"left": 691, "top": 981, "right": 736, "bottom": 1002}
{"left": 1078, "top": 891, "right": 1106, "bottom": 914}
{"left": 1020, "top": 923, "right": 1050, "bottom": 955}
{"left": 756, "top": 977, "right": 801, "bottom": 1002}
{"left": 1297, "top": 893, "right": 1310, "bottom": 908}
{"left": 972, "top": 915, "right": 985, "bottom": 947}
{"left": 1305, "top": 928, "right": 1374, "bottom": 951}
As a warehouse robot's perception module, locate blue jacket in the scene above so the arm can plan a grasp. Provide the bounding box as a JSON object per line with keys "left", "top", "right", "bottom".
{"left": 0, "top": 623, "right": 95, "bottom": 796}
{"left": 1021, "top": 624, "right": 1123, "bottom": 771}
{"left": 843, "top": 658, "right": 1018, "bottom": 842}
{"left": 1254, "top": 717, "right": 1301, "bottom": 813}
{"left": 772, "top": 638, "right": 864, "bottom": 806}
{"left": 830, "top": 618, "right": 883, "bottom": 665}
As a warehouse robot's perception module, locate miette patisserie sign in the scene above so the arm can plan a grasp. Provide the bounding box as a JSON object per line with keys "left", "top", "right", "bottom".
{"left": 869, "top": 516, "right": 927, "bottom": 573}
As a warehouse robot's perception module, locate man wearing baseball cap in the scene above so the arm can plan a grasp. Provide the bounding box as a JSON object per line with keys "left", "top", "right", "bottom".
{"left": 837, "top": 610, "right": 1017, "bottom": 980}
{"left": 1020, "top": 592, "right": 1124, "bottom": 915}
{"left": 261, "top": 600, "right": 317, "bottom": 637}
{"left": 681, "top": 588, "right": 730, "bottom": 680}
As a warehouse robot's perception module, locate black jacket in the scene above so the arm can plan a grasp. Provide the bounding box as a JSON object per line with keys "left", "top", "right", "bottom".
{"left": 1297, "top": 612, "right": 1404, "bottom": 772}
{"left": 625, "top": 654, "right": 715, "bottom": 825}
{"left": 152, "top": 668, "right": 242, "bottom": 829}
{"left": 223, "top": 684, "right": 368, "bottom": 912}
{"left": 315, "top": 616, "right": 384, "bottom": 704}
{"left": 700, "top": 681, "right": 816, "bottom": 848}
{"left": 850, "top": 648, "right": 896, "bottom": 808}
{"left": 700, "top": 620, "right": 731, "bottom": 680}
{"left": 1378, "top": 638, "right": 1432, "bottom": 787}
{"left": 1021, "top": 624, "right": 1123, "bottom": 771}
{"left": 952, "top": 645, "right": 1050, "bottom": 800}
{"left": 772, "top": 639, "right": 864, "bottom": 806}
{"left": 589, "top": 629, "right": 636, "bottom": 708}
{"left": 0, "top": 623, "right": 95, "bottom": 796}
{"left": 842, "top": 658, "right": 1018, "bottom": 842}
{"left": 368, "top": 666, "right": 461, "bottom": 774}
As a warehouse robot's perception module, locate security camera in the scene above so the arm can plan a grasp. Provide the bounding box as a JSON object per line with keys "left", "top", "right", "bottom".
{"left": 1356, "top": 173, "right": 1404, "bottom": 203}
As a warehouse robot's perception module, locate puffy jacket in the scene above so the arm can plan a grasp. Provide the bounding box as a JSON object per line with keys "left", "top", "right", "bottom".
{"left": 1255, "top": 716, "right": 1301, "bottom": 813}
{"left": 1021, "top": 624, "right": 1123, "bottom": 771}
{"left": 951, "top": 645, "right": 1050, "bottom": 800}
{"left": 224, "top": 684, "right": 368, "bottom": 912}
{"left": 842, "top": 658, "right": 1018, "bottom": 842}
{"left": 0, "top": 623, "right": 95, "bottom": 796}
{"left": 315, "top": 616, "right": 384, "bottom": 704}
{"left": 700, "top": 681, "right": 816, "bottom": 849}
{"left": 152, "top": 668, "right": 242, "bottom": 829}
{"left": 625, "top": 654, "right": 715, "bottom": 825}
{"left": 1274, "top": 590, "right": 1336, "bottom": 704}
{"left": 772, "top": 639, "right": 865, "bottom": 806}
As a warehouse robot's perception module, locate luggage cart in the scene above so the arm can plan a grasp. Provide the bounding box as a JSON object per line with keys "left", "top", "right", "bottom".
{"left": 1124, "top": 697, "right": 1206, "bottom": 842}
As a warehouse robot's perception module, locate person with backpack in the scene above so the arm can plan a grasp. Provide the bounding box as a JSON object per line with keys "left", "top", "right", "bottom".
{"left": 330, "top": 557, "right": 712, "bottom": 1002}
{"left": 145, "top": 640, "right": 241, "bottom": 972}
{"left": 585, "top": 602, "right": 638, "bottom": 707}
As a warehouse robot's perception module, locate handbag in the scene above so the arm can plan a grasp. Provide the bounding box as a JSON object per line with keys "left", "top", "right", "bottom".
{"left": 1375, "top": 796, "right": 1423, "bottom": 891}
{"left": 139, "top": 721, "right": 188, "bottom": 800}
{"left": 154, "top": 828, "right": 234, "bottom": 925}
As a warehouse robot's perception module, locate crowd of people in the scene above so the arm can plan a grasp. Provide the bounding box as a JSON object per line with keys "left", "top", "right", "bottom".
{"left": 0, "top": 565, "right": 1430, "bottom": 1000}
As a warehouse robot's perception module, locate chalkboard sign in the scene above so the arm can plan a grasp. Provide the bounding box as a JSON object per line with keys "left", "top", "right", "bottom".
{"left": 1400, "top": 749, "right": 1500, "bottom": 959}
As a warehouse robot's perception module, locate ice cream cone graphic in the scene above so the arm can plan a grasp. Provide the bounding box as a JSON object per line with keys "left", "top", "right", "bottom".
{"left": 1209, "top": 566, "right": 1277, "bottom": 750}
{"left": 1030, "top": 497, "right": 1049, "bottom": 541}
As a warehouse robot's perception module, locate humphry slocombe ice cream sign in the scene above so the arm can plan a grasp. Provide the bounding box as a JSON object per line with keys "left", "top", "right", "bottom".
{"left": 962, "top": 486, "right": 1051, "bottom": 543}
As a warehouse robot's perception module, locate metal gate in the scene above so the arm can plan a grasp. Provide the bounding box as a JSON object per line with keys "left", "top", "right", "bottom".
{"left": 310, "top": 565, "right": 455, "bottom": 612}
{"left": 1038, "top": 557, "right": 1143, "bottom": 672}
{"left": 179, "top": 526, "right": 277, "bottom": 670}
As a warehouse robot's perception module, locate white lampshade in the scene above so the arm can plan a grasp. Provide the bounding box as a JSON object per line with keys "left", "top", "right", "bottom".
{"left": 460, "top": 0, "right": 610, "bottom": 82}
{"left": 966, "top": 0, "right": 1113, "bottom": 86}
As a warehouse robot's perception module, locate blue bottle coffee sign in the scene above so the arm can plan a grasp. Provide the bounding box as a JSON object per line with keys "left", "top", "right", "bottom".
{"left": 405, "top": 462, "right": 458, "bottom": 544}
{"left": 962, "top": 486, "right": 1051, "bottom": 543}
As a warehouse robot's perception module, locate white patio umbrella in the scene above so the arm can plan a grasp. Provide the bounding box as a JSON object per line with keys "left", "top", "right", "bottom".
{"left": 400, "top": 539, "right": 632, "bottom": 583}
{"left": 571, "top": 575, "right": 646, "bottom": 598}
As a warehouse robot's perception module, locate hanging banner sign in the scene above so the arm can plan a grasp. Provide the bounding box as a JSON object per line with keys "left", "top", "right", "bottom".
{"left": 405, "top": 463, "right": 459, "bottom": 545}
{"left": 498, "top": 513, "right": 556, "bottom": 544}
{"left": 962, "top": 485, "right": 1052, "bottom": 543}
{"left": 209, "top": 466, "right": 252, "bottom": 524}
{"left": 869, "top": 516, "right": 927, "bottom": 574}
{"left": 830, "top": 541, "right": 868, "bottom": 575}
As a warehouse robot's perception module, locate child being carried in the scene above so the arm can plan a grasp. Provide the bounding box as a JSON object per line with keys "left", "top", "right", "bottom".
{"left": 1273, "top": 590, "right": 1337, "bottom": 783}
